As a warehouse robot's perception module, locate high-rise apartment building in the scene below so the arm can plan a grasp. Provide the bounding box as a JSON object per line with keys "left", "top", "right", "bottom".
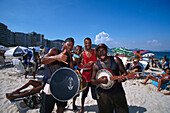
{"left": 0, "top": 23, "right": 13, "bottom": 46}
{"left": 0, "top": 22, "right": 64, "bottom": 48}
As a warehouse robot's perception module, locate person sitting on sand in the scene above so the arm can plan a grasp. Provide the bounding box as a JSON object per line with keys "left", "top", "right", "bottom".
{"left": 141, "top": 68, "right": 170, "bottom": 91}
{"left": 6, "top": 80, "right": 43, "bottom": 102}
{"left": 126, "top": 59, "right": 142, "bottom": 73}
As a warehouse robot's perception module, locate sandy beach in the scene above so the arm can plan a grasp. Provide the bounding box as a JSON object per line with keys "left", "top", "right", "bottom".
{"left": 0, "top": 63, "right": 170, "bottom": 113}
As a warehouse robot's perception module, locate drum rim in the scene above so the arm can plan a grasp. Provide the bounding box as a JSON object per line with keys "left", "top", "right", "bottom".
{"left": 96, "top": 68, "right": 114, "bottom": 89}
{"left": 50, "top": 67, "right": 80, "bottom": 102}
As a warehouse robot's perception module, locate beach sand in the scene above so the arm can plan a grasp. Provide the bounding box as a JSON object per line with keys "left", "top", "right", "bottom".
{"left": 0, "top": 64, "right": 170, "bottom": 113}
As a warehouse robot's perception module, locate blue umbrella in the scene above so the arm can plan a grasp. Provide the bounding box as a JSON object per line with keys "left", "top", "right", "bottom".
{"left": 34, "top": 46, "right": 50, "bottom": 52}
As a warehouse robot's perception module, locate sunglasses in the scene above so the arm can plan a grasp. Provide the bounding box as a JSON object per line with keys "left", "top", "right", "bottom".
{"left": 75, "top": 49, "right": 81, "bottom": 51}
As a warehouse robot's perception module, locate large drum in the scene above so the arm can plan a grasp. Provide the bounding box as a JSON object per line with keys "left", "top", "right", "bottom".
{"left": 50, "top": 67, "right": 86, "bottom": 102}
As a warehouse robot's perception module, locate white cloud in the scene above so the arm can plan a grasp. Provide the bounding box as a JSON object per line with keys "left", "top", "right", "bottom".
{"left": 147, "top": 40, "right": 162, "bottom": 46}
{"left": 95, "top": 31, "right": 120, "bottom": 48}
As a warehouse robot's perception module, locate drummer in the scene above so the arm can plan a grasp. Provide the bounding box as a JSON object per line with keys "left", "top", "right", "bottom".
{"left": 40, "top": 38, "right": 74, "bottom": 113}
{"left": 91, "top": 43, "right": 129, "bottom": 113}
{"left": 78, "top": 37, "right": 99, "bottom": 113}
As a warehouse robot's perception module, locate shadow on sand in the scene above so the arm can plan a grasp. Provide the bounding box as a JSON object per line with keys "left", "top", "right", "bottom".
{"left": 129, "top": 105, "right": 147, "bottom": 113}
{"left": 65, "top": 105, "right": 98, "bottom": 112}
{"left": 65, "top": 105, "right": 146, "bottom": 113}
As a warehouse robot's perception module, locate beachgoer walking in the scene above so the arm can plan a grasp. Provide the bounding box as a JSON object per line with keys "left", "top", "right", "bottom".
{"left": 23, "top": 50, "right": 32, "bottom": 79}
{"left": 30, "top": 48, "right": 40, "bottom": 79}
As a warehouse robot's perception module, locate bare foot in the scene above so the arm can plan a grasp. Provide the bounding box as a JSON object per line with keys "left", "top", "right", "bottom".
{"left": 78, "top": 108, "right": 84, "bottom": 113}
{"left": 140, "top": 82, "right": 146, "bottom": 85}
{"left": 164, "top": 92, "right": 170, "bottom": 95}
{"left": 6, "top": 93, "right": 15, "bottom": 101}
{"left": 73, "top": 105, "right": 78, "bottom": 111}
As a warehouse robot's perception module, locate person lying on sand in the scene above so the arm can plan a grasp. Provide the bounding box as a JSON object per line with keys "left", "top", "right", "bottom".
{"left": 141, "top": 68, "right": 170, "bottom": 91}
{"left": 6, "top": 80, "right": 43, "bottom": 102}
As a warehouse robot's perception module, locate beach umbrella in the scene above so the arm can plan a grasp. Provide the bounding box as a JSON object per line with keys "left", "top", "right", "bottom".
{"left": 33, "top": 46, "right": 50, "bottom": 52}
{"left": 112, "top": 47, "right": 135, "bottom": 57}
{"left": 0, "top": 45, "right": 9, "bottom": 51}
{"left": 133, "top": 51, "right": 148, "bottom": 54}
{"left": 5, "top": 46, "right": 29, "bottom": 57}
{"left": 142, "top": 53, "right": 155, "bottom": 57}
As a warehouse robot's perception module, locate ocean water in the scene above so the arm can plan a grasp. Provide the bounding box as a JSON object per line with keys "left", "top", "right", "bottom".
{"left": 144, "top": 52, "right": 170, "bottom": 59}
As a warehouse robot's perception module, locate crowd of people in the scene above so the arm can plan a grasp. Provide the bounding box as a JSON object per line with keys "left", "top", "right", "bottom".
{"left": 5, "top": 37, "right": 170, "bottom": 113}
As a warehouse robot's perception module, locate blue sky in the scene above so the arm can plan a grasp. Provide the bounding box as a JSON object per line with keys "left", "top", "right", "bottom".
{"left": 1, "top": 0, "right": 170, "bottom": 51}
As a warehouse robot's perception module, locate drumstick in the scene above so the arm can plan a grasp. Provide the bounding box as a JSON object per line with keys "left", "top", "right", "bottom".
{"left": 80, "top": 69, "right": 83, "bottom": 74}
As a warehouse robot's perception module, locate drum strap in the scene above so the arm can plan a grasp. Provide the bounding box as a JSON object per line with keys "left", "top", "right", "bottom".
{"left": 96, "top": 60, "right": 103, "bottom": 70}
{"left": 97, "top": 56, "right": 114, "bottom": 70}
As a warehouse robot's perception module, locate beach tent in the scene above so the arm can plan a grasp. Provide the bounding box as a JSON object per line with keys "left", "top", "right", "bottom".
{"left": 112, "top": 47, "right": 135, "bottom": 57}
{"left": 5, "top": 46, "right": 29, "bottom": 57}
{"left": 142, "top": 53, "right": 155, "bottom": 57}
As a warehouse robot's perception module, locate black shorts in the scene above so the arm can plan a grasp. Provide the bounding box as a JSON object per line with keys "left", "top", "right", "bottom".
{"left": 98, "top": 91, "right": 129, "bottom": 113}
{"left": 82, "top": 82, "right": 98, "bottom": 100}
{"left": 40, "top": 91, "right": 67, "bottom": 113}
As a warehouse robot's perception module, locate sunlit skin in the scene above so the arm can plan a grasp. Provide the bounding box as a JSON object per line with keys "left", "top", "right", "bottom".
{"left": 78, "top": 38, "right": 98, "bottom": 113}
{"left": 97, "top": 47, "right": 108, "bottom": 61}
{"left": 74, "top": 46, "right": 82, "bottom": 65}
{"left": 41, "top": 40, "right": 74, "bottom": 113}
{"left": 141, "top": 68, "right": 170, "bottom": 91}
{"left": 41, "top": 41, "right": 74, "bottom": 67}
{"left": 91, "top": 46, "right": 129, "bottom": 113}
{"left": 72, "top": 46, "right": 82, "bottom": 111}
{"left": 81, "top": 39, "right": 96, "bottom": 67}
{"left": 62, "top": 41, "right": 74, "bottom": 54}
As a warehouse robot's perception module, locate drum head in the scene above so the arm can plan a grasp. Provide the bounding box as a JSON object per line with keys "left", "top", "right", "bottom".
{"left": 50, "top": 67, "right": 79, "bottom": 102}
{"left": 96, "top": 69, "right": 114, "bottom": 89}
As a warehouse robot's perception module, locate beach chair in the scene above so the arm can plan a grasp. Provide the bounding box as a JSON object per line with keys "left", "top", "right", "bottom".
{"left": 10, "top": 59, "right": 25, "bottom": 75}
{"left": 14, "top": 93, "right": 41, "bottom": 113}
{"left": 135, "top": 60, "right": 148, "bottom": 77}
